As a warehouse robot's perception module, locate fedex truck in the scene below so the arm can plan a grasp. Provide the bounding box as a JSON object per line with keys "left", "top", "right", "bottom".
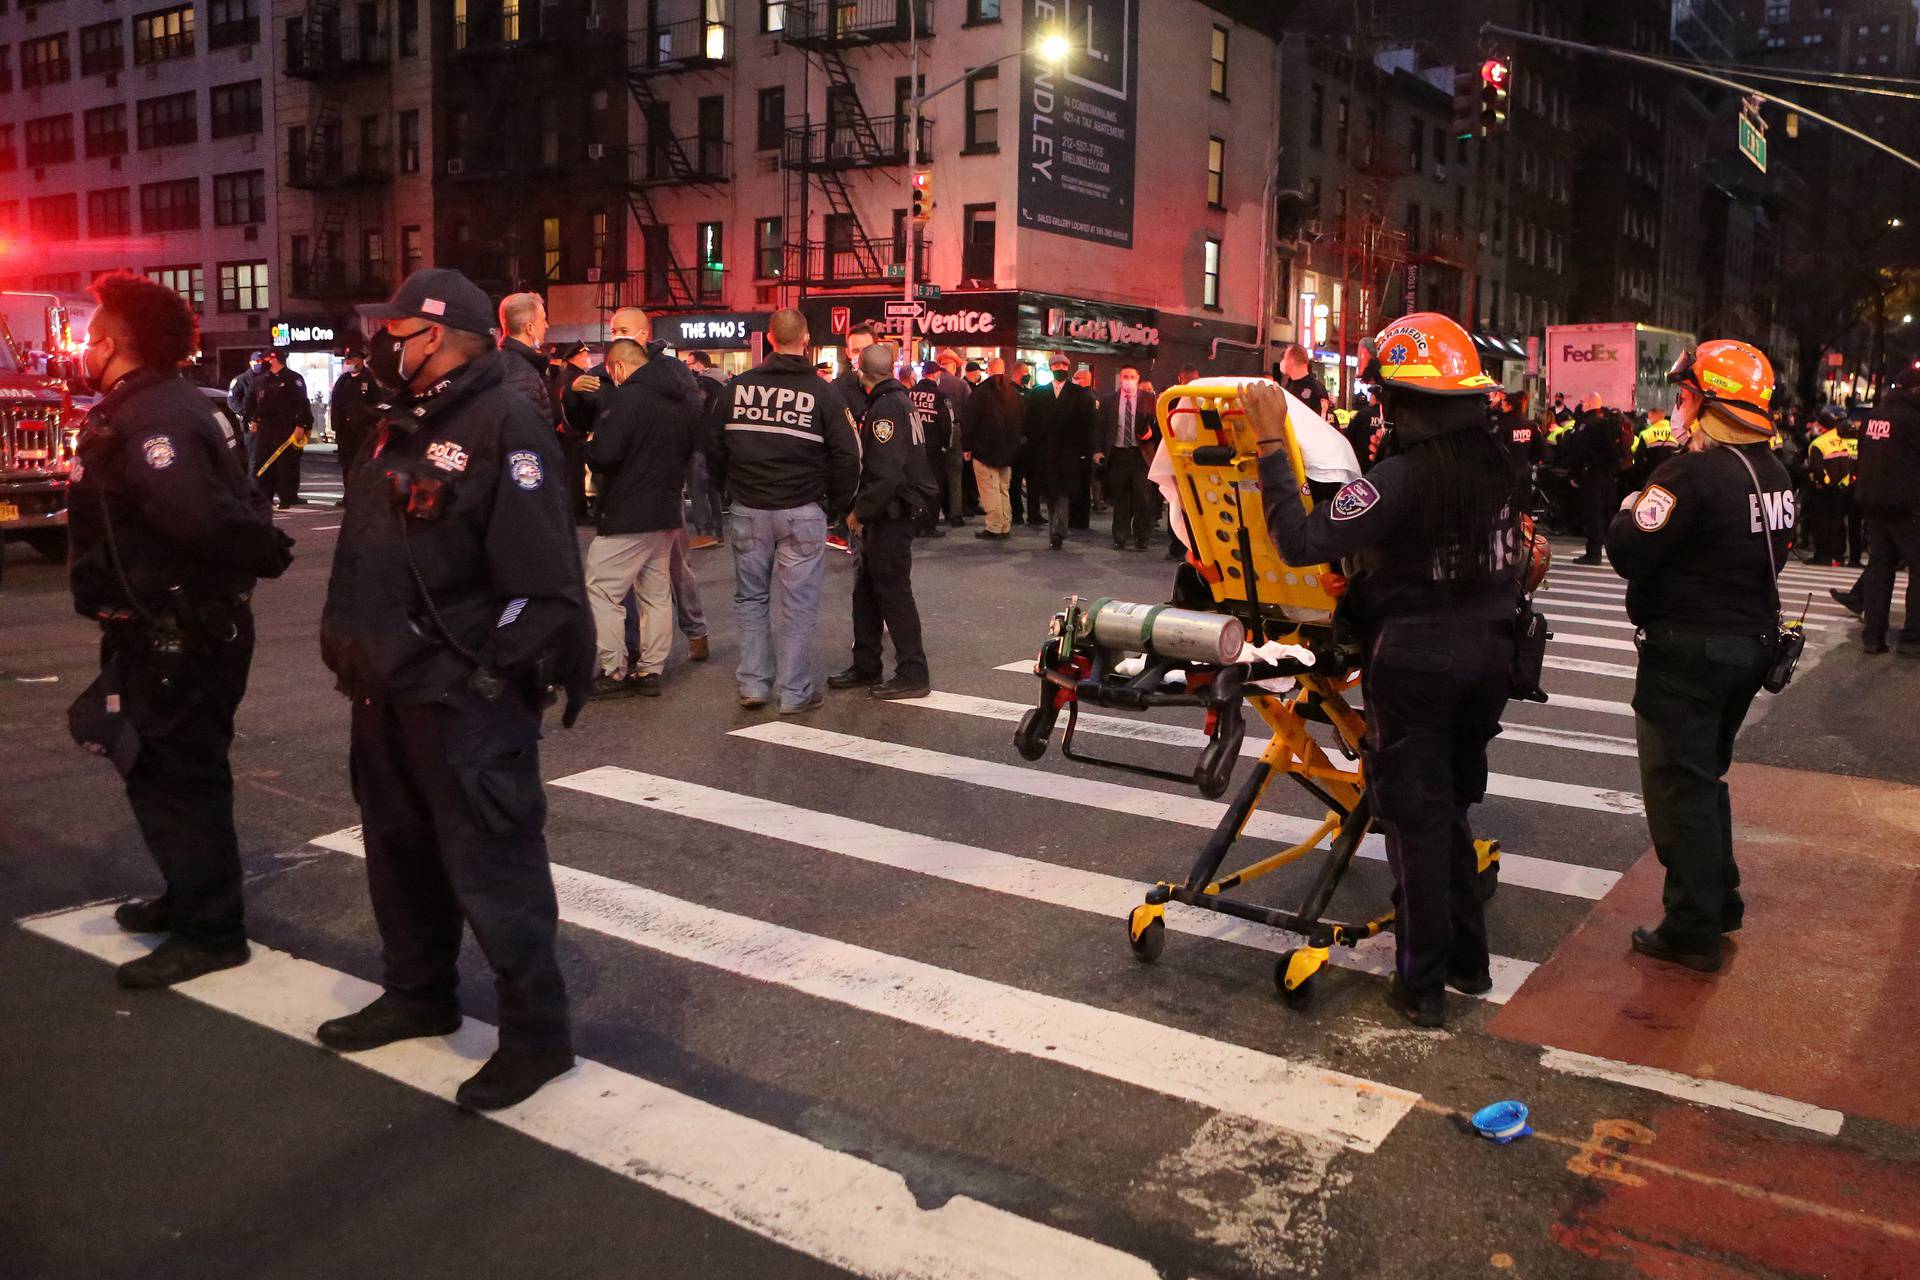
{"left": 1545, "top": 323, "right": 1694, "bottom": 413}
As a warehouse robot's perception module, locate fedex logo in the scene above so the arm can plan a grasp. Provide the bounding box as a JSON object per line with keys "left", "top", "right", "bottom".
{"left": 1560, "top": 344, "right": 1620, "bottom": 363}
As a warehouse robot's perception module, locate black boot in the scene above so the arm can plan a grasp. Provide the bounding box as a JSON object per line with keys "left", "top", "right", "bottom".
{"left": 317, "top": 993, "right": 462, "bottom": 1052}
{"left": 1630, "top": 926, "right": 1723, "bottom": 973}
{"left": 114, "top": 897, "right": 172, "bottom": 934}
{"left": 1830, "top": 588, "right": 1864, "bottom": 617}
{"left": 455, "top": 1046, "right": 576, "bottom": 1111}
{"left": 115, "top": 937, "right": 250, "bottom": 989}
{"left": 828, "top": 667, "right": 882, "bottom": 690}
{"left": 1444, "top": 966, "right": 1494, "bottom": 996}
{"left": 1385, "top": 977, "right": 1446, "bottom": 1028}
{"left": 870, "top": 676, "right": 931, "bottom": 700}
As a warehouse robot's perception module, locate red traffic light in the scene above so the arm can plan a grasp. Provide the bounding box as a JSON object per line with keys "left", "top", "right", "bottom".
{"left": 1480, "top": 59, "right": 1509, "bottom": 87}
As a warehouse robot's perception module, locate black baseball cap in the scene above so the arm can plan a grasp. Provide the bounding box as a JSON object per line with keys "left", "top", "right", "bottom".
{"left": 364, "top": 268, "right": 498, "bottom": 338}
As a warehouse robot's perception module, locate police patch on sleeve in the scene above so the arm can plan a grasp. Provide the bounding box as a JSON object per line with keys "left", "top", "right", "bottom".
{"left": 507, "top": 450, "right": 544, "bottom": 491}
{"left": 142, "top": 436, "right": 178, "bottom": 470}
{"left": 1633, "top": 484, "right": 1677, "bottom": 532}
{"left": 872, "top": 418, "right": 895, "bottom": 444}
{"left": 1329, "top": 478, "right": 1380, "bottom": 521}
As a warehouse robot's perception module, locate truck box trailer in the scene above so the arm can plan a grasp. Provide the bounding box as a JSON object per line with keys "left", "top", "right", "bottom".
{"left": 1545, "top": 322, "right": 1694, "bottom": 414}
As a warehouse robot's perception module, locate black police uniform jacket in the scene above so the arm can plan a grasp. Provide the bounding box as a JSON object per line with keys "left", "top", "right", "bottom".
{"left": 853, "top": 379, "right": 939, "bottom": 524}
{"left": 248, "top": 367, "right": 314, "bottom": 446}
{"left": 69, "top": 369, "right": 290, "bottom": 619}
{"left": 910, "top": 376, "right": 955, "bottom": 454}
{"left": 707, "top": 352, "right": 861, "bottom": 516}
{"left": 1258, "top": 449, "right": 1523, "bottom": 627}
{"left": 329, "top": 368, "right": 382, "bottom": 474}
{"left": 1857, "top": 388, "right": 1920, "bottom": 515}
{"left": 1607, "top": 443, "right": 1793, "bottom": 634}
{"left": 586, "top": 354, "right": 702, "bottom": 535}
{"left": 320, "top": 351, "right": 593, "bottom": 707}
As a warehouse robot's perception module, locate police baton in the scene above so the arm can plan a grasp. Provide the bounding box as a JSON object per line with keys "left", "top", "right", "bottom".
{"left": 254, "top": 433, "right": 301, "bottom": 478}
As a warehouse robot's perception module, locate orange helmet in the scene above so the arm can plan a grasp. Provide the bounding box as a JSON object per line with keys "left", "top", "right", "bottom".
{"left": 1365, "top": 312, "right": 1499, "bottom": 397}
{"left": 1667, "top": 340, "right": 1775, "bottom": 441}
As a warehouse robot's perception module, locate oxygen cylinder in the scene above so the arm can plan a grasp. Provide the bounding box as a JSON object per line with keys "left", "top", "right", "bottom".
{"left": 1079, "top": 598, "right": 1246, "bottom": 665}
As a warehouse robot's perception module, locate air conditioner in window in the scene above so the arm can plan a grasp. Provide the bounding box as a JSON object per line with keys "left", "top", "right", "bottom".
{"left": 446, "top": 158, "right": 465, "bottom": 175}
{"left": 586, "top": 267, "right": 602, "bottom": 282}
{"left": 586, "top": 143, "right": 606, "bottom": 160}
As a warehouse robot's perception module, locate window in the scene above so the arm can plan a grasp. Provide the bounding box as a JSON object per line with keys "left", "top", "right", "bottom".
{"left": 140, "top": 179, "right": 200, "bottom": 232}
{"left": 1202, "top": 238, "right": 1221, "bottom": 309}
{"left": 963, "top": 203, "right": 996, "bottom": 282}
{"left": 0, "top": 51, "right": 12, "bottom": 99}
{"left": 146, "top": 265, "right": 204, "bottom": 310}
{"left": 363, "top": 229, "right": 386, "bottom": 284}
{"left": 1408, "top": 115, "right": 1424, "bottom": 172}
{"left": 29, "top": 194, "right": 81, "bottom": 243}
{"left": 1209, "top": 25, "right": 1228, "bottom": 96}
{"left": 23, "top": 35, "right": 72, "bottom": 87}
{"left": 762, "top": 0, "right": 786, "bottom": 34}
{"left": 212, "top": 170, "right": 265, "bottom": 226}
{"left": 543, "top": 215, "right": 561, "bottom": 281}
{"left": 210, "top": 81, "right": 263, "bottom": 139}
{"left": 398, "top": 110, "right": 421, "bottom": 172}
{"left": 540, "top": 99, "right": 560, "bottom": 167}
{"left": 755, "top": 216, "right": 782, "bottom": 278}
{"left": 1336, "top": 97, "right": 1350, "bottom": 158}
{"left": 1433, "top": 125, "right": 1448, "bottom": 179}
{"left": 697, "top": 220, "right": 723, "bottom": 300}
{"left": 402, "top": 226, "right": 423, "bottom": 276}
{"left": 80, "top": 22, "right": 125, "bottom": 77}
{"left": 25, "top": 115, "right": 76, "bottom": 167}
{"left": 137, "top": 93, "right": 198, "bottom": 150}
{"left": 1406, "top": 202, "right": 1422, "bottom": 253}
{"left": 1308, "top": 84, "right": 1325, "bottom": 149}
{"left": 208, "top": 0, "right": 260, "bottom": 49}
{"left": 968, "top": 0, "right": 1001, "bottom": 21}
{"left": 590, "top": 212, "right": 608, "bottom": 271}
{"left": 218, "top": 261, "right": 270, "bottom": 313}
{"left": 134, "top": 6, "right": 196, "bottom": 65}
{"left": 83, "top": 107, "right": 127, "bottom": 160}
{"left": 754, "top": 86, "right": 786, "bottom": 152}
{"left": 965, "top": 67, "right": 999, "bottom": 151}
{"left": 88, "top": 188, "right": 132, "bottom": 238}
{"left": 1304, "top": 175, "right": 1322, "bottom": 215}
{"left": 0, "top": 129, "right": 15, "bottom": 173}
{"left": 399, "top": 1, "right": 420, "bottom": 56}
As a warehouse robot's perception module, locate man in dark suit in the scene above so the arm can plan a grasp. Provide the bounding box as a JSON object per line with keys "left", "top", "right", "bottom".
{"left": 1023, "top": 353, "right": 1098, "bottom": 550}
{"left": 1096, "top": 366, "right": 1159, "bottom": 550}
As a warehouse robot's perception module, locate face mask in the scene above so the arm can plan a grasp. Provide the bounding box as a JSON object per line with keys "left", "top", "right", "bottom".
{"left": 76, "top": 336, "right": 112, "bottom": 394}
{"left": 369, "top": 327, "right": 431, "bottom": 391}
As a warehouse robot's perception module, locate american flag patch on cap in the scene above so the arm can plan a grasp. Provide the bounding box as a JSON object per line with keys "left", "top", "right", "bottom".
{"left": 421, "top": 298, "right": 446, "bottom": 315}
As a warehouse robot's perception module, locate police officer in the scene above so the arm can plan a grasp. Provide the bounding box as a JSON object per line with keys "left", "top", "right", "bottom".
{"left": 315, "top": 269, "right": 594, "bottom": 1111}
{"left": 327, "top": 344, "right": 380, "bottom": 490}
{"left": 1607, "top": 340, "right": 1793, "bottom": 973}
{"left": 1856, "top": 361, "right": 1920, "bottom": 655}
{"left": 909, "top": 358, "right": 953, "bottom": 539}
{"left": 65, "top": 273, "right": 293, "bottom": 988}
{"left": 829, "top": 341, "right": 935, "bottom": 700}
{"left": 227, "top": 350, "right": 267, "bottom": 471}
{"left": 1632, "top": 404, "right": 1680, "bottom": 490}
{"left": 248, "top": 349, "right": 314, "bottom": 509}
{"left": 1499, "top": 389, "right": 1545, "bottom": 477}
{"left": 1806, "top": 406, "right": 1855, "bottom": 565}
{"left": 1248, "top": 313, "right": 1522, "bottom": 1028}
{"left": 1277, "top": 343, "right": 1332, "bottom": 423}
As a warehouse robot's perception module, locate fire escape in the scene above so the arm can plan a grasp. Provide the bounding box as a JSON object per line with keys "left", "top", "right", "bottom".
{"left": 620, "top": 12, "right": 734, "bottom": 311}
{"left": 286, "top": 0, "right": 393, "bottom": 301}
{"left": 1311, "top": 128, "right": 1410, "bottom": 395}
{"left": 779, "top": 0, "right": 930, "bottom": 294}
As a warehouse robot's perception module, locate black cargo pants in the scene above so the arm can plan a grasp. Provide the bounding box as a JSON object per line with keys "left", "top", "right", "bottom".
{"left": 849, "top": 515, "right": 928, "bottom": 685}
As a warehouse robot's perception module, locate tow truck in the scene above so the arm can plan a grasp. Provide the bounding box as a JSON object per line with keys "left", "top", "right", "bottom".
{"left": 0, "top": 293, "right": 87, "bottom": 579}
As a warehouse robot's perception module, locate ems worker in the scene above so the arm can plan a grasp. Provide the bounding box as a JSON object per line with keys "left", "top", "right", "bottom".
{"left": 1856, "top": 361, "right": 1920, "bottom": 655}
{"left": 707, "top": 307, "right": 862, "bottom": 712}
{"left": 1248, "top": 313, "right": 1522, "bottom": 1028}
{"left": 1633, "top": 404, "right": 1680, "bottom": 490}
{"left": 249, "top": 349, "right": 314, "bottom": 509}
{"left": 830, "top": 341, "right": 935, "bottom": 700}
{"left": 66, "top": 272, "right": 293, "bottom": 988}
{"left": 1806, "top": 406, "right": 1855, "bottom": 566}
{"left": 316, "top": 269, "right": 594, "bottom": 1111}
{"left": 328, "top": 345, "right": 381, "bottom": 489}
{"left": 1607, "top": 340, "right": 1792, "bottom": 973}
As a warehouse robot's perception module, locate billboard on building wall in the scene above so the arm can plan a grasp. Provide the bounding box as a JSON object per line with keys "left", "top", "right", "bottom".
{"left": 1017, "top": 0, "right": 1140, "bottom": 249}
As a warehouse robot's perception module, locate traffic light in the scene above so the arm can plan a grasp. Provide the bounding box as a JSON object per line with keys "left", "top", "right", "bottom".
{"left": 1452, "top": 69, "right": 1480, "bottom": 140}
{"left": 1479, "top": 58, "right": 1511, "bottom": 137}
{"left": 910, "top": 168, "right": 933, "bottom": 223}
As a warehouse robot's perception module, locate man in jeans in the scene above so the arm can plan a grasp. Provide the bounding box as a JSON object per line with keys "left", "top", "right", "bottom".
{"left": 707, "top": 309, "right": 861, "bottom": 713}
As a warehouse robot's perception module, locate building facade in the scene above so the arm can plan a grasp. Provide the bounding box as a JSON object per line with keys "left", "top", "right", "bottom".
{"left": 0, "top": 0, "right": 278, "bottom": 377}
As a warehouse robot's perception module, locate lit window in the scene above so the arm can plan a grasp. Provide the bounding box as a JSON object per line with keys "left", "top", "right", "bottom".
{"left": 218, "top": 261, "right": 270, "bottom": 313}
{"left": 543, "top": 216, "right": 561, "bottom": 281}
{"left": 1202, "top": 238, "right": 1221, "bottom": 309}
{"left": 1209, "top": 26, "right": 1228, "bottom": 96}
{"left": 1206, "top": 137, "right": 1225, "bottom": 208}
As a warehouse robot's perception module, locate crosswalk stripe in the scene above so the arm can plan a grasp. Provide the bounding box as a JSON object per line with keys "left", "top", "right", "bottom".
{"left": 1552, "top": 560, "right": 1873, "bottom": 591}
{"left": 1543, "top": 583, "right": 1856, "bottom": 622}
{"left": 305, "top": 828, "right": 1418, "bottom": 1152}
{"left": 1549, "top": 630, "right": 1638, "bottom": 653}
{"left": 22, "top": 904, "right": 1159, "bottom": 1279}
{"left": 1545, "top": 654, "right": 1637, "bottom": 680}
{"left": 731, "top": 722, "right": 1623, "bottom": 901}
{"left": 545, "top": 767, "right": 1538, "bottom": 1003}
{"left": 1539, "top": 1048, "right": 1843, "bottom": 1137}
{"left": 1542, "top": 599, "right": 1833, "bottom": 634}
{"left": 898, "top": 690, "right": 1642, "bottom": 814}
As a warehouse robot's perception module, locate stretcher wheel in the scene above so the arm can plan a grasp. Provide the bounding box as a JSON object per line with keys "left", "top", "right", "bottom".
{"left": 1194, "top": 736, "right": 1238, "bottom": 799}
{"left": 1014, "top": 707, "right": 1056, "bottom": 761}
{"left": 1127, "top": 905, "right": 1166, "bottom": 963}
{"left": 1274, "top": 951, "right": 1319, "bottom": 1009}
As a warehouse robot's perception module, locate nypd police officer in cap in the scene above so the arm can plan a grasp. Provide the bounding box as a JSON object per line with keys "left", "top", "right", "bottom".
{"left": 1608, "top": 341, "right": 1793, "bottom": 973}
{"left": 317, "top": 268, "right": 593, "bottom": 1110}
{"left": 1247, "top": 313, "right": 1524, "bottom": 1028}
{"left": 66, "top": 272, "right": 294, "bottom": 988}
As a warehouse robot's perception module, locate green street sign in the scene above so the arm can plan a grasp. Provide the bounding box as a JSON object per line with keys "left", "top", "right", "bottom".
{"left": 885, "top": 263, "right": 907, "bottom": 278}
{"left": 916, "top": 283, "right": 941, "bottom": 299}
{"left": 1739, "top": 112, "right": 1767, "bottom": 172}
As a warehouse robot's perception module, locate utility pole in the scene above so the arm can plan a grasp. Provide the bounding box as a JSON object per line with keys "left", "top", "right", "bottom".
{"left": 903, "top": 2, "right": 920, "bottom": 366}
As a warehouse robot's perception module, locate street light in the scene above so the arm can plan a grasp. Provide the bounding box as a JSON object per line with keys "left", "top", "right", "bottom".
{"left": 1891, "top": 217, "right": 1905, "bottom": 228}
{"left": 1903, "top": 313, "right": 1914, "bottom": 325}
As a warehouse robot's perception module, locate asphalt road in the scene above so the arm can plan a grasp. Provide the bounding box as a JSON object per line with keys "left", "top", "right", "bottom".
{"left": 5, "top": 467, "right": 1919, "bottom": 1280}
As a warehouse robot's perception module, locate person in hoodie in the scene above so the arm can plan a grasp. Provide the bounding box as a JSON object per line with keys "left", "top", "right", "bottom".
{"left": 583, "top": 338, "right": 704, "bottom": 697}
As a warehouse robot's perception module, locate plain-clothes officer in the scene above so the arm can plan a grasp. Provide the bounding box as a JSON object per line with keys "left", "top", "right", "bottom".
{"left": 935, "top": 352, "right": 972, "bottom": 526}
{"left": 328, "top": 347, "right": 381, "bottom": 489}
{"left": 1024, "top": 352, "right": 1098, "bottom": 550}
{"left": 1097, "top": 366, "right": 1159, "bottom": 550}
{"left": 909, "top": 359, "right": 953, "bottom": 538}
{"left": 1857, "top": 362, "right": 1920, "bottom": 654}
{"left": 962, "top": 358, "right": 1025, "bottom": 539}
{"left": 1251, "top": 314, "right": 1520, "bottom": 1029}
{"left": 498, "top": 291, "right": 560, "bottom": 425}
{"left": 1607, "top": 340, "right": 1792, "bottom": 974}
{"left": 583, "top": 338, "right": 703, "bottom": 697}
{"left": 830, "top": 342, "right": 935, "bottom": 699}
{"left": 249, "top": 349, "right": 313, "bottom": 509}
{"left": 317, "top": 268, "right": 594, "bottom": 1112}
{"left": 707, "top": 308, "right": 861, "bottom": 712}
{"left": 65, "top": 273, "right": 294, "bottom": 988}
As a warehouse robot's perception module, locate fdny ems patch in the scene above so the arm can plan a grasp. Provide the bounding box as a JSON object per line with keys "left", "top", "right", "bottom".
{"left": 872, "top": 419, "right": 895, "bottom": 444}
{"left": 424, "top": 440, "right": 470, "bottom": 473}
{"left": 142, "top": 436, "right": 177, "bottom": 470}
{"left": 507, "top": 450, "right": 544, "bottom": 491}
{"left": 1329, "top": 478, "right": 1380, "bottom": 521}
{"left": 1634, "top": 484, "right": 1677, "bottom": 532}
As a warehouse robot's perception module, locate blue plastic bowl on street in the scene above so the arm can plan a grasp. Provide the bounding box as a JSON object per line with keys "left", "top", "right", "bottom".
{"left": 1471, "top": 1100, "right": 1532, "bottom": 1144}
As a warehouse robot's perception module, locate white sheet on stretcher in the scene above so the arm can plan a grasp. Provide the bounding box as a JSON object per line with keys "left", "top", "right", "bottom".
{"left": 1150, "top": 379, "right": 1361, "bottom": 552}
